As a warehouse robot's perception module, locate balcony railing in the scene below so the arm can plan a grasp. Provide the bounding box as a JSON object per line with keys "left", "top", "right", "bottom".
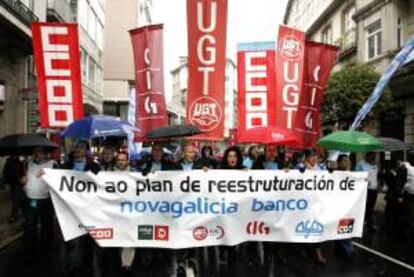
{"left": 335, "top": 28, "right": 357, "bottom": 53}
{"left": 47, "top": 0, "right": 71, "bottom": 22}
{"left": 0, "top": 0, "right": 38, "bottom": 27}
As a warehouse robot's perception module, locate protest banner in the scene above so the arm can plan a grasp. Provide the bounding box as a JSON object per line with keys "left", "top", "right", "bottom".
{"left": 293, "top": 42, "right": 339, "bottom": 148}
{"left": 130, "top": 24, "right": 168, "bottom": 141}
{"left": 31, "top": 22, "right": 83, "bottom": 128}
{"left": 275, "top": 25, "right": 305, "bottom": 130}
{"left": 186, "top": 0, "right": 228, "bottom": 140}
{"left": 237, "top": 42, "right": 276, "bottom": 137}
{"left": 43, "top": 169, "right": 368, "bottom": 248}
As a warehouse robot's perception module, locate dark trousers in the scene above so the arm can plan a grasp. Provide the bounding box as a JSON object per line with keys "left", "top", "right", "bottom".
{"left": 365, "top": 189, "right": 378, "bottom": 228}
{"left": 10, "top": 183, "right": 24, "bottom": 218}
{"left": 24, "top": 198, "right": 54, "bottom": 254}
{"left": 60, "top": 235, "right": 95, "bottom": 276}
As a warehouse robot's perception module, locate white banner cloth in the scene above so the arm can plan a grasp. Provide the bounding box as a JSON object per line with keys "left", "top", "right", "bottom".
{"left": 43, "top": 169, "right": 368, "bottom": 248}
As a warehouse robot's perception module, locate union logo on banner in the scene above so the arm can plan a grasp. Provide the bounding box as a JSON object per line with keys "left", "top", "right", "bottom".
{"left": 129, "top": 24, "right": 168, "bottom": 141}
{"left": 189, "top": 96, "right": 223, "bottom": 132}
{"left": 31, "top": 22, "right": 84, "bottom": 128}
{"left": 186, "top": 0, "right": 228, "bottom": 140}
{"left": 278, "top": 34, "right": 304, "bottom": 61}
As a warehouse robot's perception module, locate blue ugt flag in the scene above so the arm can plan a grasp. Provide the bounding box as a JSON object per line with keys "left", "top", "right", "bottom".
{"left": 350, "top": 36, "right": 414, "bottom": 130}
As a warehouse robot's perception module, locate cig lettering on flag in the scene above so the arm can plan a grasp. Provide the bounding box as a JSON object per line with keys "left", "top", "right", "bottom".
{"left": 130, "top": 24, "right": 168, "bottom": 141}
{"left": 31, "top": 22, "right": 84, "bottom": 128}
{"left": 186, "top": 0, "right": 228, "bottom": 140}
{"left": 294, "top": 42, "right": 339, "bottom": 148}
{"left": 275, "top": 25, "right": 305, "bottom": 130}
{"left": 237, "top": 42, "right": 276, "bottom": 140}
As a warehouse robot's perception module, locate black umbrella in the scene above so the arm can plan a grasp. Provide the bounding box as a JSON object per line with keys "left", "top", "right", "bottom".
{"left": 145, "top": 124, "right": 204, "bottom": 140}
{"left": 0, "top": 133, "right": 59, "bottom": 156}
{"left": 376, "top": 137, "right": 407, "bottom": 152}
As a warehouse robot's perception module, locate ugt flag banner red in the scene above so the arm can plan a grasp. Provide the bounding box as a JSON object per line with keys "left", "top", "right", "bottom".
{"left": 275, "top": 25, "right": 305, "bottom": 130}
{"left": 130, "top": 24, "right": 167, "bottom": 141}
{"left": 186, "top": 0, "right": 228, "bottom": 140}
{"left": 31, "top": 22, "right": 84, "bottom": 128}
{"left": 293, "top": 42, "right": 338, "bottom": 148}
{"left": 237, "top": 42, "right": 276, "bottom": 140}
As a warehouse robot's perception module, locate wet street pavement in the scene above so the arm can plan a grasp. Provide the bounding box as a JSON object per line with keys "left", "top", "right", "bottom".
{"left": 1, "top": 219, "right": 413, "bottom": 277}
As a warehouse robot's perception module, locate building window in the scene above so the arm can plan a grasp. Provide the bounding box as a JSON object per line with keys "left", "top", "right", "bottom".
{"left": 97, "top": 22, "right": 103, "bottom": 50}
{"left": 21, "top": 0, "right": 34, "bottom": 11}
{"left": 80, "top": 48, "right": 88, "bottom": 84}
{"left": 321, "top": 25, "right": 332, "bottom": 44}
{"left": 103, "top": 102, "right": 117, "bottom": 116}
{"left": 342, "top": 6, "right": 356, "bottom": 48}
{"left": 88, "top": 57, "right": 96, "bottom": 90}
{"left": 397, "top": 17, "right": 403, "bottom": 48}
{"left": 78, "top": 0, "right": 88, "bottom": 30}
{"left": 70, "top": 1, "right": 77, "bottom": 22}
{"left": 366, "top": 20, "right": 382, "bottom": 60}
{"left": 96, "top": 66, "right": 102, "bottom": 93}
{"left": 88, "top": 8, "right": 97, "bottom": 40}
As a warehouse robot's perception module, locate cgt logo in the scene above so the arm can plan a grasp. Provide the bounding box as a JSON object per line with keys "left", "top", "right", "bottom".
{"left": 138, "top": 225, "right": 169, "bottom": 241}
{"left": 337, "top": 219, "right": 354, "bottom": 234}
{"left": 193, "top": 225, "right": 225, "bottom": 241}
{"left": 246, "top": 221, "right": 270, "bottom": 235}
{"left": 88, "top": 228, "right": 113, "bottom": 240}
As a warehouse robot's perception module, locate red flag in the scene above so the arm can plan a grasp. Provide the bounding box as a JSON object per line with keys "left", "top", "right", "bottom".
{"left": 130, "top": 24, "right": 168, "bottom": 141}
{"left": 237, "top": 42, "right": 276, "bottom": 141}
{"left": 186, "top": 0, "right": 228, "bottom": 140}
{"left": 31, "top": 22, "right": 84, "bottom": 128}
{"left": 293, "top": 42, "right": 339, "bottom": 148}
{"left": 275, "top": 25, "right": 305, "bottom": 130}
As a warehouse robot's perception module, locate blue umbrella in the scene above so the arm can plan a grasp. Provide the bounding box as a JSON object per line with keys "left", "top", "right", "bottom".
{"left": 61, "top": 115, "right": 138, "bottom": 139}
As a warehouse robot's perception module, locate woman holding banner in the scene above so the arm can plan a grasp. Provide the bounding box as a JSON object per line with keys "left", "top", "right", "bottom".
{"left": 220, "top": 146, "right": 251, "bottom": 270}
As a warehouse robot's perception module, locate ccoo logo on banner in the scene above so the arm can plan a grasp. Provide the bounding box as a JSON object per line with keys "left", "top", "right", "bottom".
{"left": 31, "top": 22, "right": 84, "bottom": 128}
{"left": 237, "top": 42, "right": 276, "bottom": 139}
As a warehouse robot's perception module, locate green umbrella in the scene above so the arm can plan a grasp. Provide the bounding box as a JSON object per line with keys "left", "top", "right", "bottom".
{"left": 318, "top": 131, "right": 383, "bottom": 152}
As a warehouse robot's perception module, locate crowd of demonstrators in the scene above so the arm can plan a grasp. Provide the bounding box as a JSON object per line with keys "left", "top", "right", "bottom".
{"left": 5, "top": 138, "right": 414, "bottom": 276}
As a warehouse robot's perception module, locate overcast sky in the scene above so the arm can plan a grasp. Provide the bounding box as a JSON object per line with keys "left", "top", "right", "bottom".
{"left": 151, "top": 0, "right": 289, "bottom": 102}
